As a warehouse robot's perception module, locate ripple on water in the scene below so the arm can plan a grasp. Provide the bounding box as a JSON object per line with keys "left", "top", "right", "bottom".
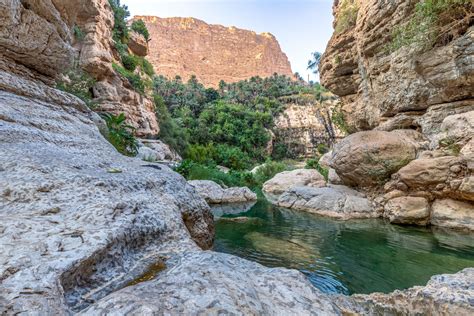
{"left": 212, "top": 199, "right": 474, "bottom": 295}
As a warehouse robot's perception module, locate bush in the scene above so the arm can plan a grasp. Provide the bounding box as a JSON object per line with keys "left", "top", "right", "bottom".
{"left": 185, "top": 144, "right": 217, "bottom": 165}
{"left": 335, "top": 0, "right": 359, "bottom": 33}
{"left": 113, "top": 63, "right": 145, "bottom": 94}
{"left": 131, "top": 19, "right": 150, "bottom": 41}
{"left": 306, "top": 158, "right": 329, "bottom": 181}
{"left": 141, "top": 58, "right": 155, "bottom": 76}
{"left": 109, "top": 0, "right": 130, "bottom": 42}
{"left": 121, "top": 54, "right": 139, "bottom": 72}
{"left": 317, "top": 143, "right": 329, "bottom": 155}
{"left": 56, "top": 65, "right": 96, "bottom": 109}
{"left": 101, "top": 113, "right": 138, "bottom": 156}
{"left": 73, "top": 25, "right": 85, "bottom": 41}
{"left": 175, "top": 160, "right": 247, "bottom": 188}
{"left": 384, "top": 0, "right": 471, "bottom": 53}
{"left": 154, "top": 95, "right": 190, "bottom": 153}
{"left": 253, "top": 161, "right": 290, "bottom": 186}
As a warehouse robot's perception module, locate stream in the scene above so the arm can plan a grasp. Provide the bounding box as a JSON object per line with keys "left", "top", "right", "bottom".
{"left": 212, "top": 198, "right": 474, "bottom": 295}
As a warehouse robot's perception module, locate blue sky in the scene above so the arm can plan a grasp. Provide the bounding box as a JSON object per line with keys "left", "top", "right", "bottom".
{"left": 121, "top": 0, "right": 334, "bottom": 82}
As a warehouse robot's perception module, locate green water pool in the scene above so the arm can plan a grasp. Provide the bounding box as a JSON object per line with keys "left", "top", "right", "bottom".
{"left": 213, "top": 199, "right": 474, "bottom": 295}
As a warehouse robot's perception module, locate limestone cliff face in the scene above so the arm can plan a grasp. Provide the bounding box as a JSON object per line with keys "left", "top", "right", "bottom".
{"left": 73, "top": 0, "right": 159, "bottom": 137}
{"left": 320, "top": 0, "right": 474, "bottom": 229}
{"left": 273, "top": 96, "right": 344, "bottom": 157}
{"left": 320, "top": 0, "right": 473, "bottom": 132}
{"left": 134, "top": 16, "right": 294, "bottom": 87}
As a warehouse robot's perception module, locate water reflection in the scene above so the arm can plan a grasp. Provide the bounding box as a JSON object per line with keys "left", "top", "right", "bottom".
{"left": 212, "top": 199, "right": 474, "bottom": 295}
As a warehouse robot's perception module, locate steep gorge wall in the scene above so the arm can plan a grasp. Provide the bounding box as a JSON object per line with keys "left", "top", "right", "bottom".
{"left": 320, "top": 0, "right": 474, "bottom": 229}
{"left": 135, "top": 16, "right": 294, "bottom": 87}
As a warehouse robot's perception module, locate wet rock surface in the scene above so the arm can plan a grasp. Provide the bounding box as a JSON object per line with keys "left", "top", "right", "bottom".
{"left": 189, "top": 180, "right": 257, "bottom": 204}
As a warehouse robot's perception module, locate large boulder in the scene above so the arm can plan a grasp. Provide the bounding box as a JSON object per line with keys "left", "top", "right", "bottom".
{"left": 262, "top": 169, "right": 326, "bottom": 202}
{"left": 277, "top": 185, "right": 377, "bottom": 220}
{"left": 384, "top": 196, "right": 430, "bottom": 226}
{"left": 137, "top": 139, "right": 182, "bottom": 162}
{"left": 330, "top": 130, "right": 426, "bottom": 187}
{"left": 188, "top": 180, "right": 257, "bottom": 204}
{"left": 431, "top": 199, "right": 474, "bottom": 231}
{"left": 128, "top": 31, "right": 148, "bottom": 57}
{"left": 387, "top": 154, "right": 473, "bottom": 202}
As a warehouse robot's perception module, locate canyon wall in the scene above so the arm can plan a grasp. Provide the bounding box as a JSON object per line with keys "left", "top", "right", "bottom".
{"left": 320, "top": 0, "right": 473, "bottom": 229}
{"left": 134, "top": 16, "right": 294, "bottom": 87}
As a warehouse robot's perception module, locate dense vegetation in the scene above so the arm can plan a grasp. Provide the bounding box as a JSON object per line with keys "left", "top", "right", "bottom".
{"left": 152, "top": 74, "right": 333, "bottom": 170}
{"left": 385, "top": 0, "right": 472, "bottom": 53}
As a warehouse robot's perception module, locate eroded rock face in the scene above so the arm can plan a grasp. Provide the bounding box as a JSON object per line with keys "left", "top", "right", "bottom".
{"left": 188, "top": 180, "right": 257, "bottom": 204}
{"left": 137, "top": 139, "right": 182, "bottom": 162}
{"left": 330, "top": 130, "right": 426, "bottom": 187}
{"left": 273, "top": 98, "right": 344, "bottom": 157}
{"left": 339, "top": 268, "right": 474, "bottom": 315}
{"left": 0, "top": 0, "right": 75, "bottom": 83}
{"left": 431, "top": 199, "right": 474, "bottom": 231}
{"left": 135, "top": 16, "right": 294, "bottom": 87}
{"left": 0, "top": 73, "right": 213, "bottom": 313}
{"left": 320, "top": 0, "right": 474, "bottom": 132}
{"left": 74, "top": 0, "right": 159, "bottom": 137}
{"left": 262, "top": 169, "right": 326, "bottom": 202}
{"left": 128, "top": 31, "right": 148, "bottom": 57}
{"left": 79, "top": 251, "right": 343, "bottom": 315}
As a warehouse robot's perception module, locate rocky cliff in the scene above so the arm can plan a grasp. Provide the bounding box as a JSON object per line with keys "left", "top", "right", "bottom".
{"left": 72, "top": 0, "right": 159, "bottom": 137}
{"left": 273, "top": 94, "right": 344, "bottom": 157}
{"left": 134, "top": 16, "right": 294, "bottom": 87}
{"left": 320, "top": 0, "right": 473, "bottom": 229}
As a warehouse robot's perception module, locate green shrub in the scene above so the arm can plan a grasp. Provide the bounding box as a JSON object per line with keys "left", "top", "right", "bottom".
{"left": 154, "top": 94, "right": 190, "bottom": 153}
{"left": 121, "top": 54, "right": 139, "bottom": 72}
{"left": 384, "top": 0, "right": 471, "bottom": 53}
{"left": 213, "top": 144, "right": 252, "bottom": 170}
{"left": 131, "top": 19, "right": 150, "bottom": 41}
{"left": 317, "top": 143, "right": 329, "bottom": 155}
{"left": 331, "top": 103, "right": 352, "bottom": 134}
{"left": 141, "top": 58, "right": 155, "bottom": 76}
{"left": 175, "top": 160, "right": 247, "bottom": 188}
{"left": 185, "top": 143, "right": 217, "bottom": 165}
{"left": 439, "top": 136, "right": 462, "bottom": 155}
{"left": 73, "top": 25, "right": 85, "bottom": 41}
{"left": 56, "top": 65, "right": 96, "bottom": 109}
{"left": 306, "top": 158, "right": 329, "bottom": 181}
{"left": 253, "top": 161, "right": 290, "bottom": 186}
{"left": 335, "top": 0, "right": 359, "bottom": 33}
{"left": 113, "top": 63, "right": 145, "bottom": 94}
{"left": 101, "top": 113, "right": 138, "bottom": 156}
{"left": 109, "top": 0, "right": 130, "bottom": 42}
{"left": 114, "top": 40, "right": 129, "bottom": 58}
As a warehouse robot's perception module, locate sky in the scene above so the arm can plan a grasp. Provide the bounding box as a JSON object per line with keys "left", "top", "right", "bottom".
{"left": 121, "top": 0, "right": 335, "bottom": 82}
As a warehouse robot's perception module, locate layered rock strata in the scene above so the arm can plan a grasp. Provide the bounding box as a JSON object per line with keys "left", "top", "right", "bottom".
{"left": 319, "top": 0, "right": 474, "bottom": 229}
{"left": 134, "top": 16, "right": 294, "bottom": 87}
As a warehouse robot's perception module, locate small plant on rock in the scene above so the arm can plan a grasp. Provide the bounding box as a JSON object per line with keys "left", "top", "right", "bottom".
{"left": 101, "top": 113, "right": 138, "bottom": 156}
{"left": 305, "top": 158, "right": 329, "bottom": 180}
{"left": 335, "top": 0, "right": 359, "bottom": 34}
{"left": 131, "top": 19, "right": 150, "bottom": 41}
{"left": 56, "top": 64, "right": 96, "bottom": 109}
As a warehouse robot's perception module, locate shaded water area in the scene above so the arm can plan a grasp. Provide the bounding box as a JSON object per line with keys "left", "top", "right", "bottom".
{"left": 213, "top": 199, "right": 474, "bottom": 295}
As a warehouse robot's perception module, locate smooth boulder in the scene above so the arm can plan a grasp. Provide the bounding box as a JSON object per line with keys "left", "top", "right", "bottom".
{"left": 384, "top": 196, "right": 430, "bottom": 225}
{"left": 431, "top": 199, "right": 474, "bottom": 231}
{"left": 189, "top": 180, "right": 257, "bottom": 204}
{"left": 277, "top": 185, "right": 376, "bottom": 220}
{"left": 330, "top": 130, "right": 425, "bottom": 187}
{"left": 262, "top": 168, "right": 326, "bottom": 202}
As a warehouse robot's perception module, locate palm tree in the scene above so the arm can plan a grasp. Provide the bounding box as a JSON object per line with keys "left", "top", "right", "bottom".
{"left": 307, "top": 52, "right": 322, "bottom": 75}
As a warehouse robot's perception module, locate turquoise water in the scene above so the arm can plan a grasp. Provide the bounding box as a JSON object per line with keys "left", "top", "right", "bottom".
{"left": 213, "top": 199, "right": 474, "bottom": 295}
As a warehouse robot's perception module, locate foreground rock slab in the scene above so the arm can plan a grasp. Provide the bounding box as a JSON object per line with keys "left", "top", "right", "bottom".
{"left": 189, "top": 180, "right": 257, "bottom": 204}
{"left": 79, "top": 251, "right": 343, "bottom": 315}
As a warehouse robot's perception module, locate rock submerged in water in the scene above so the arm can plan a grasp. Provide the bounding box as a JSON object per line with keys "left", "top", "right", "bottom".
{"left": 188, "top": 180, "right": 257, "bottom": 204}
